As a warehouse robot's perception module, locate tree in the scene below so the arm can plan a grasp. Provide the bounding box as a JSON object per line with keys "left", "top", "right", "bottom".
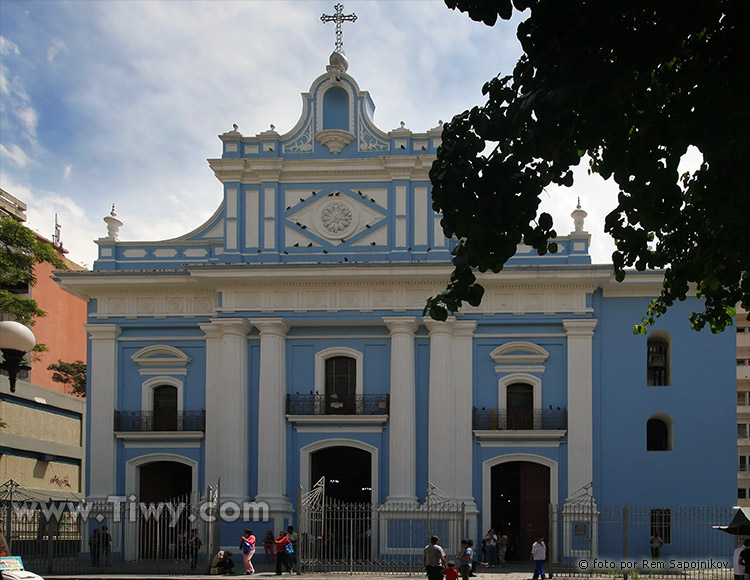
{"left": 0, "top": 217, "right": 66, "bottom": 325}
{"left": 47, "top": 360, "right": 87, "bottom": 397}
{"left": 426, "top": 0, "right": 749, "bottom": 332}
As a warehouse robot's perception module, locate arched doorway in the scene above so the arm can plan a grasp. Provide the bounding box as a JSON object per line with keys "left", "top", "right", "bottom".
{"left": 311, "top": 446, "right": 371, "bottom": 503}
{"left": 138, "top": 461, "right": 192, "bottom": 559}
{"left": 490, "top": 461, "right": 550, "bottom": 561}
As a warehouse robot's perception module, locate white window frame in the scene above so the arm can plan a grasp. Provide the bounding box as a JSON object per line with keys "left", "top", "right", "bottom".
{"left": 314, "top": 346, "right": 363, "bottom": 396}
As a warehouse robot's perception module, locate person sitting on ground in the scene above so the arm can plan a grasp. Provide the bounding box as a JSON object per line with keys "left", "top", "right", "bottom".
{"left": 210, "top": 549, "right": 235, "bottom": 575}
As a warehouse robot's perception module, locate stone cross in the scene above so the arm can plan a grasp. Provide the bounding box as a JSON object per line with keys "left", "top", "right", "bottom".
{"left": 321, "top": 4, "right": 357, "bottom": 53}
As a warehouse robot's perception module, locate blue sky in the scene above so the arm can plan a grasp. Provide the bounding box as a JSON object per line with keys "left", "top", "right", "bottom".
{"left": 0, "top": 0, "right": 619, "bottom": 268}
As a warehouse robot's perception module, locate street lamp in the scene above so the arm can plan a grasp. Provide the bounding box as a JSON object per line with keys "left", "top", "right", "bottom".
{"left": 0, "top": 320, "right": 36, "bottom": 393}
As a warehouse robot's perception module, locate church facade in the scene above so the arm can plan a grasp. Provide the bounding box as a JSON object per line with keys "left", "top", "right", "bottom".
{"left": 56, "top": 46, "right": 735, "bottom": 559}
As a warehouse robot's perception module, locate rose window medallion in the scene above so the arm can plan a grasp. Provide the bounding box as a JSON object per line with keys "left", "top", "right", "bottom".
{"left": 320, "top": 200, "right": 353, "bottom": 235}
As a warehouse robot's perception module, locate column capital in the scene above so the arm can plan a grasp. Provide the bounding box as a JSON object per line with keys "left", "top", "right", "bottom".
{"left": 250, "top": 317, "right": 289, "bottom": 337}
{"left": 383, "top": 316, "right": 419, "bottom": 335}
{"left": 423, "top": 317, "right": 454, "bottom": 335}
{"left": 562, "top": 319, "right": 598, "bottom": 336}
{"left": 84, "top": 323, "right": 121, "bottom": 341}
{"left": 453, "top": 320, "right": 477, "bottom": 337}
{"left": 200, "top": 318, "right": 251, "bottom": 338}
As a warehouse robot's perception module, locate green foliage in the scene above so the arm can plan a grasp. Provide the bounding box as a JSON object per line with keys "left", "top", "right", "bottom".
{"left": 428, "top": 0, "right": 749, "bottom": 332}
{"left": 0, "top": 217, "right": 66, "bottom": 325}
{"left": 47, "top": 360, "right": 87, "bottom": 397}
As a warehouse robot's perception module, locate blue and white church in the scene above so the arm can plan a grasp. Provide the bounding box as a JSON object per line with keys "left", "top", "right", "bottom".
{"left": 56, "top": 22, "right": 735, "bottom": 562}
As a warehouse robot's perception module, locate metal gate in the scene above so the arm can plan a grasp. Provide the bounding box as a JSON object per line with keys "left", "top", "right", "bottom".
{"left": 0, "top": 478, "right": 220, "bottom": 576}
{"left": 298, "top": 478, "right": 466, "bottom": 574}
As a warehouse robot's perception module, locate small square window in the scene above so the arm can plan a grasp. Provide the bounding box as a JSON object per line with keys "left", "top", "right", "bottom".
{"left": 740, "top": 424, "right": 748, "bottom": 438}
{"left": 740, "top": 457, "right": 747, "bottom": 471}
{"left": 740, "top": 489, "right": 748, "bottom": 499}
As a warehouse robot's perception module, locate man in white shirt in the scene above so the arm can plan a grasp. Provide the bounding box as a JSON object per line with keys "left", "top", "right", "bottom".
{"left": 531, "top": 535, "right": 547, "bottom": 580}
{"left": 423, "top": 535, "right": 447, "bottom": 580}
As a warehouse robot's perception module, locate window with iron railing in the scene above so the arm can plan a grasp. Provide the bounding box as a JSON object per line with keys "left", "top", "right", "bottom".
{"left": 114, "top": 410, "right": 206, "bottom": 432}
{"left": 286, "top": 393, "right": 389, "bottom": 416}
{"left": 472, "top": 407, "right": 567, "bottom": 430}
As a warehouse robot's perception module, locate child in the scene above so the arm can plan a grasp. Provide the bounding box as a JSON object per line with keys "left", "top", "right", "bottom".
{"left": 444, "top": 560, "right": 459, "bottom": 580}
{"left": 456, "top": 540, "right": 472, "bottom": 580}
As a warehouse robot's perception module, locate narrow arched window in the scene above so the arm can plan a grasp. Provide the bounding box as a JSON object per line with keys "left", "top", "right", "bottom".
{"left": 647, "top": 335, "right": 670, "bottom": 386}
{"left": 646, "top": 417, "right": 671, "bottom": 451}
{"left": 325, "top": 356, "right": 356, "bottom": 414}
{"left": 323, "top": 87, "right": 349, "bottom": 131}
{"left": 506, "top": 383, "right": 534, "bottom": 429}
{"left": 153, "top": 385, "right": 178, "bottom": 430}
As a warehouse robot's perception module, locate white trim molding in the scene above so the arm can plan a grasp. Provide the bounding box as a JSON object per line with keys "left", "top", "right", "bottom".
{"left": 140, "top": 376, "right": 184, "bottom": 413}
{"left": 481, "top": 453, "right": 559, "bottom": 536}
{"left": 314, "top": 346, "right": 364, "bottom": 396}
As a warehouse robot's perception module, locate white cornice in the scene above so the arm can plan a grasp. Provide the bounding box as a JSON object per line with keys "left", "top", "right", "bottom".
{"left": 115, "top": 431, "right": 205, "bottom": 441}
{"left": 207, "top": 156, "right": 434, "bottom": 184}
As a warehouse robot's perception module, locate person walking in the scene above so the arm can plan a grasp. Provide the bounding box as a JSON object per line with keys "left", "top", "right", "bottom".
{"left": 423, "top": 535, "right": 447, "bottom": 580}
{"left": 239, "top": 528, "right": 256, "bottom": 574}
{"left": 274, "top": 529, "right": 293, "bottom": 575}
{"left": 650, "top": 532, "right": 663, "bottom": 559}
{"left": 456, "top": 539, "right": 473, "bottom": 580}
{"left": 531, "top": 535, "right": 547, "bottom": 580}
{"left": 734, "top": 539, "right": 750, "bottom": 580}
{"left": 286, "top": 525, "right": 298, "bottom": 572}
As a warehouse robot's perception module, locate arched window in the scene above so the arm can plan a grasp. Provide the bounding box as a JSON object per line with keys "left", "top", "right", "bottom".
{"left": 325, "top": 356, "right": 356, "bottom": 414}
{"left": 646, "top": 415, "right": 672, "bottom": 451}
{"left": 153, "top": 385, "right": 178, "bottom": 431}
{"left": 322, "top": 87, "right": 349, "bottom": 131}
{"left": 647, "top": 334, "right": 670, "bottom": 386}
{"left": 506, "top": 383, "right": 534, "bottom": 429}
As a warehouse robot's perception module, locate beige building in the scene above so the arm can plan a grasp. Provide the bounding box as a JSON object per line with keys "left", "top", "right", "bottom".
{"left": 738, "top": 306, "right": 750, "bottom": 505}
{"left": 0, "top": 375, "right": 85, "bottom": 501}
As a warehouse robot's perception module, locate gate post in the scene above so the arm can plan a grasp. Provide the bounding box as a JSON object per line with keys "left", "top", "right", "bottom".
{"left": 622, "top": 505, "right": 629, "bottom": 580}
{"left": 548, "top": 503, "right": 554, "bottom": 579}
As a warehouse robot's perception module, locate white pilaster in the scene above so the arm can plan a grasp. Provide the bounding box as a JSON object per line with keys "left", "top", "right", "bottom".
{"left": 562, "top": 319, "right": 598, "bottom": 497}
{"left": 453, "top": 321, "right": 478, "bottom": 517}
{"left": 424, "top": 319, "right": 455, "bottom": 496}
{"left": 85, "top": 323, "right": 120, "bottom": 501}
{"left": 200, "top": 318, "right": 251, "bottom": 502}
{"left": 383, "top": 316, "right": 419, "bottom": 504}
{"left": 251, "top": 318, "right": 293, "bottom": 519}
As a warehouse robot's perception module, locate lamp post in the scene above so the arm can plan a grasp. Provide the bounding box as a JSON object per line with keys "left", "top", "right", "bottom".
{"left": 0, "top": 320, "right": 36, "bottom": 393}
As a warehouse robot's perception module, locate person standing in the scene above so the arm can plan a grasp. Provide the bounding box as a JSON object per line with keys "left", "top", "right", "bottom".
{"left": 734, "top": 539, "right": 750, "bottom": 580}
{"left": 531, "top": 535, "right": 546, "bottom": 580}
{"left": 239, "top": 528, "right": 256, "bottom": 574}
{"left": 100, "top": 526, "right": 112, "bottom": 566}
{"left": 456, "top": 539, "right": 473, "bottom": 580}
{"left": 274, "top": 530, "right": 293, "bottom": 575}
{"left": 263, "top": 530, "right": 276, "bottom": 563}
{"left": 423, "top": 535, "right": 447, "bottom": 580}
{"left": 739, "top": 539, "right": 750, "bottom": 580}
{"left": 498, "top": 533, "right": 508, "bottom": 567}
{"left": 188, "top": 528, "right": 203, "bottom": 570}
{"left": 482, "top": 529, "right": 498, "bottom": 566}
{"left": 649, "top": 532, "right": 663, "bottom": 559}
{"left": 89, "top": 527, "right": 101, "bottom": 567}
{"left": 286, "top": 525, "right": 298, "bottom": 572}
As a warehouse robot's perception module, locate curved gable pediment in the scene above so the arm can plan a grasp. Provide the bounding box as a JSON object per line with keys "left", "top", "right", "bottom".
{"left": 131, "top": 344, "right": 191, "bottom": 367}
{"left": 490, "top": 341, "right": 549, "bottom": 365}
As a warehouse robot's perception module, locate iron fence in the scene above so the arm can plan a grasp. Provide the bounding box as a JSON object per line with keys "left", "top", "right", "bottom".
{"left": 0, "top": 483, "right": 219, "bottom": 576}
{"left": 113, "top": 410, "right": 206, "bottom": 431}
{"left": 472, "top": 407, "right": 567, "bottom": 430}
{"left": 298, "top": 479, "right": 466, "bottom": 574}
{"left": 551, "top": 498, "right": 736, "bottom": 579}
{"left": 287, "top": 393, "right": 390, "bottom": 415}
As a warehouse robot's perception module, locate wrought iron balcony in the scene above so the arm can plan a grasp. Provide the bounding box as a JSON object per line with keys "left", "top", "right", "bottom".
{"left": 114, "top": 410, "right": 206, "bottom": 432}
{"left": 472, "top": 408, "right": 567, "bottom": 430}
{"left": 286, "top": 393, "right": 389, "bottom": 416}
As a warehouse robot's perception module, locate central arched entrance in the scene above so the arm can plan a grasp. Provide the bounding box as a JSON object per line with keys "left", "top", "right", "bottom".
{"left": 483, "top": 455, "right": 556, "bottom": 563}
{"left": 310, "top": 445, "right": 372, "bottom": 503}
{"left": 138, "top": 460, "right": 192, "bottom": 559}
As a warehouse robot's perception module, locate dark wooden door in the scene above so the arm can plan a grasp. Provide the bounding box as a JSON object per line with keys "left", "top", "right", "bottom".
{"left": 518, "top": 462, "right": 549, "bottom": 557}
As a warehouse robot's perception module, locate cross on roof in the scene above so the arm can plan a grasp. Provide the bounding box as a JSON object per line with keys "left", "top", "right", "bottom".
{"left": 321, "top": 3, "right": 357, "bottom": 53}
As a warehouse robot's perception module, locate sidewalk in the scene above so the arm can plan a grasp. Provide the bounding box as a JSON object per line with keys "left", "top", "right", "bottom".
{"left": 44, "top": 562, "right": 537, "bottom": 580}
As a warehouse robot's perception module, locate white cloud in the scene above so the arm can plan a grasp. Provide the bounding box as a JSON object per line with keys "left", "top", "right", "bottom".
{"left": 0, "top": 143, "right": 32, "bottom": 168}
{"left": 0, "top": 36, "right": 20, "bottom": 57}
{"left": 46, "top": 39, "right": 68, "bottom": 63}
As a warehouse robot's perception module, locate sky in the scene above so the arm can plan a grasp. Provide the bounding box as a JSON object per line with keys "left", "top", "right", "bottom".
{"left": 0, "top": 0, "right": 620, "bottom": 269}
